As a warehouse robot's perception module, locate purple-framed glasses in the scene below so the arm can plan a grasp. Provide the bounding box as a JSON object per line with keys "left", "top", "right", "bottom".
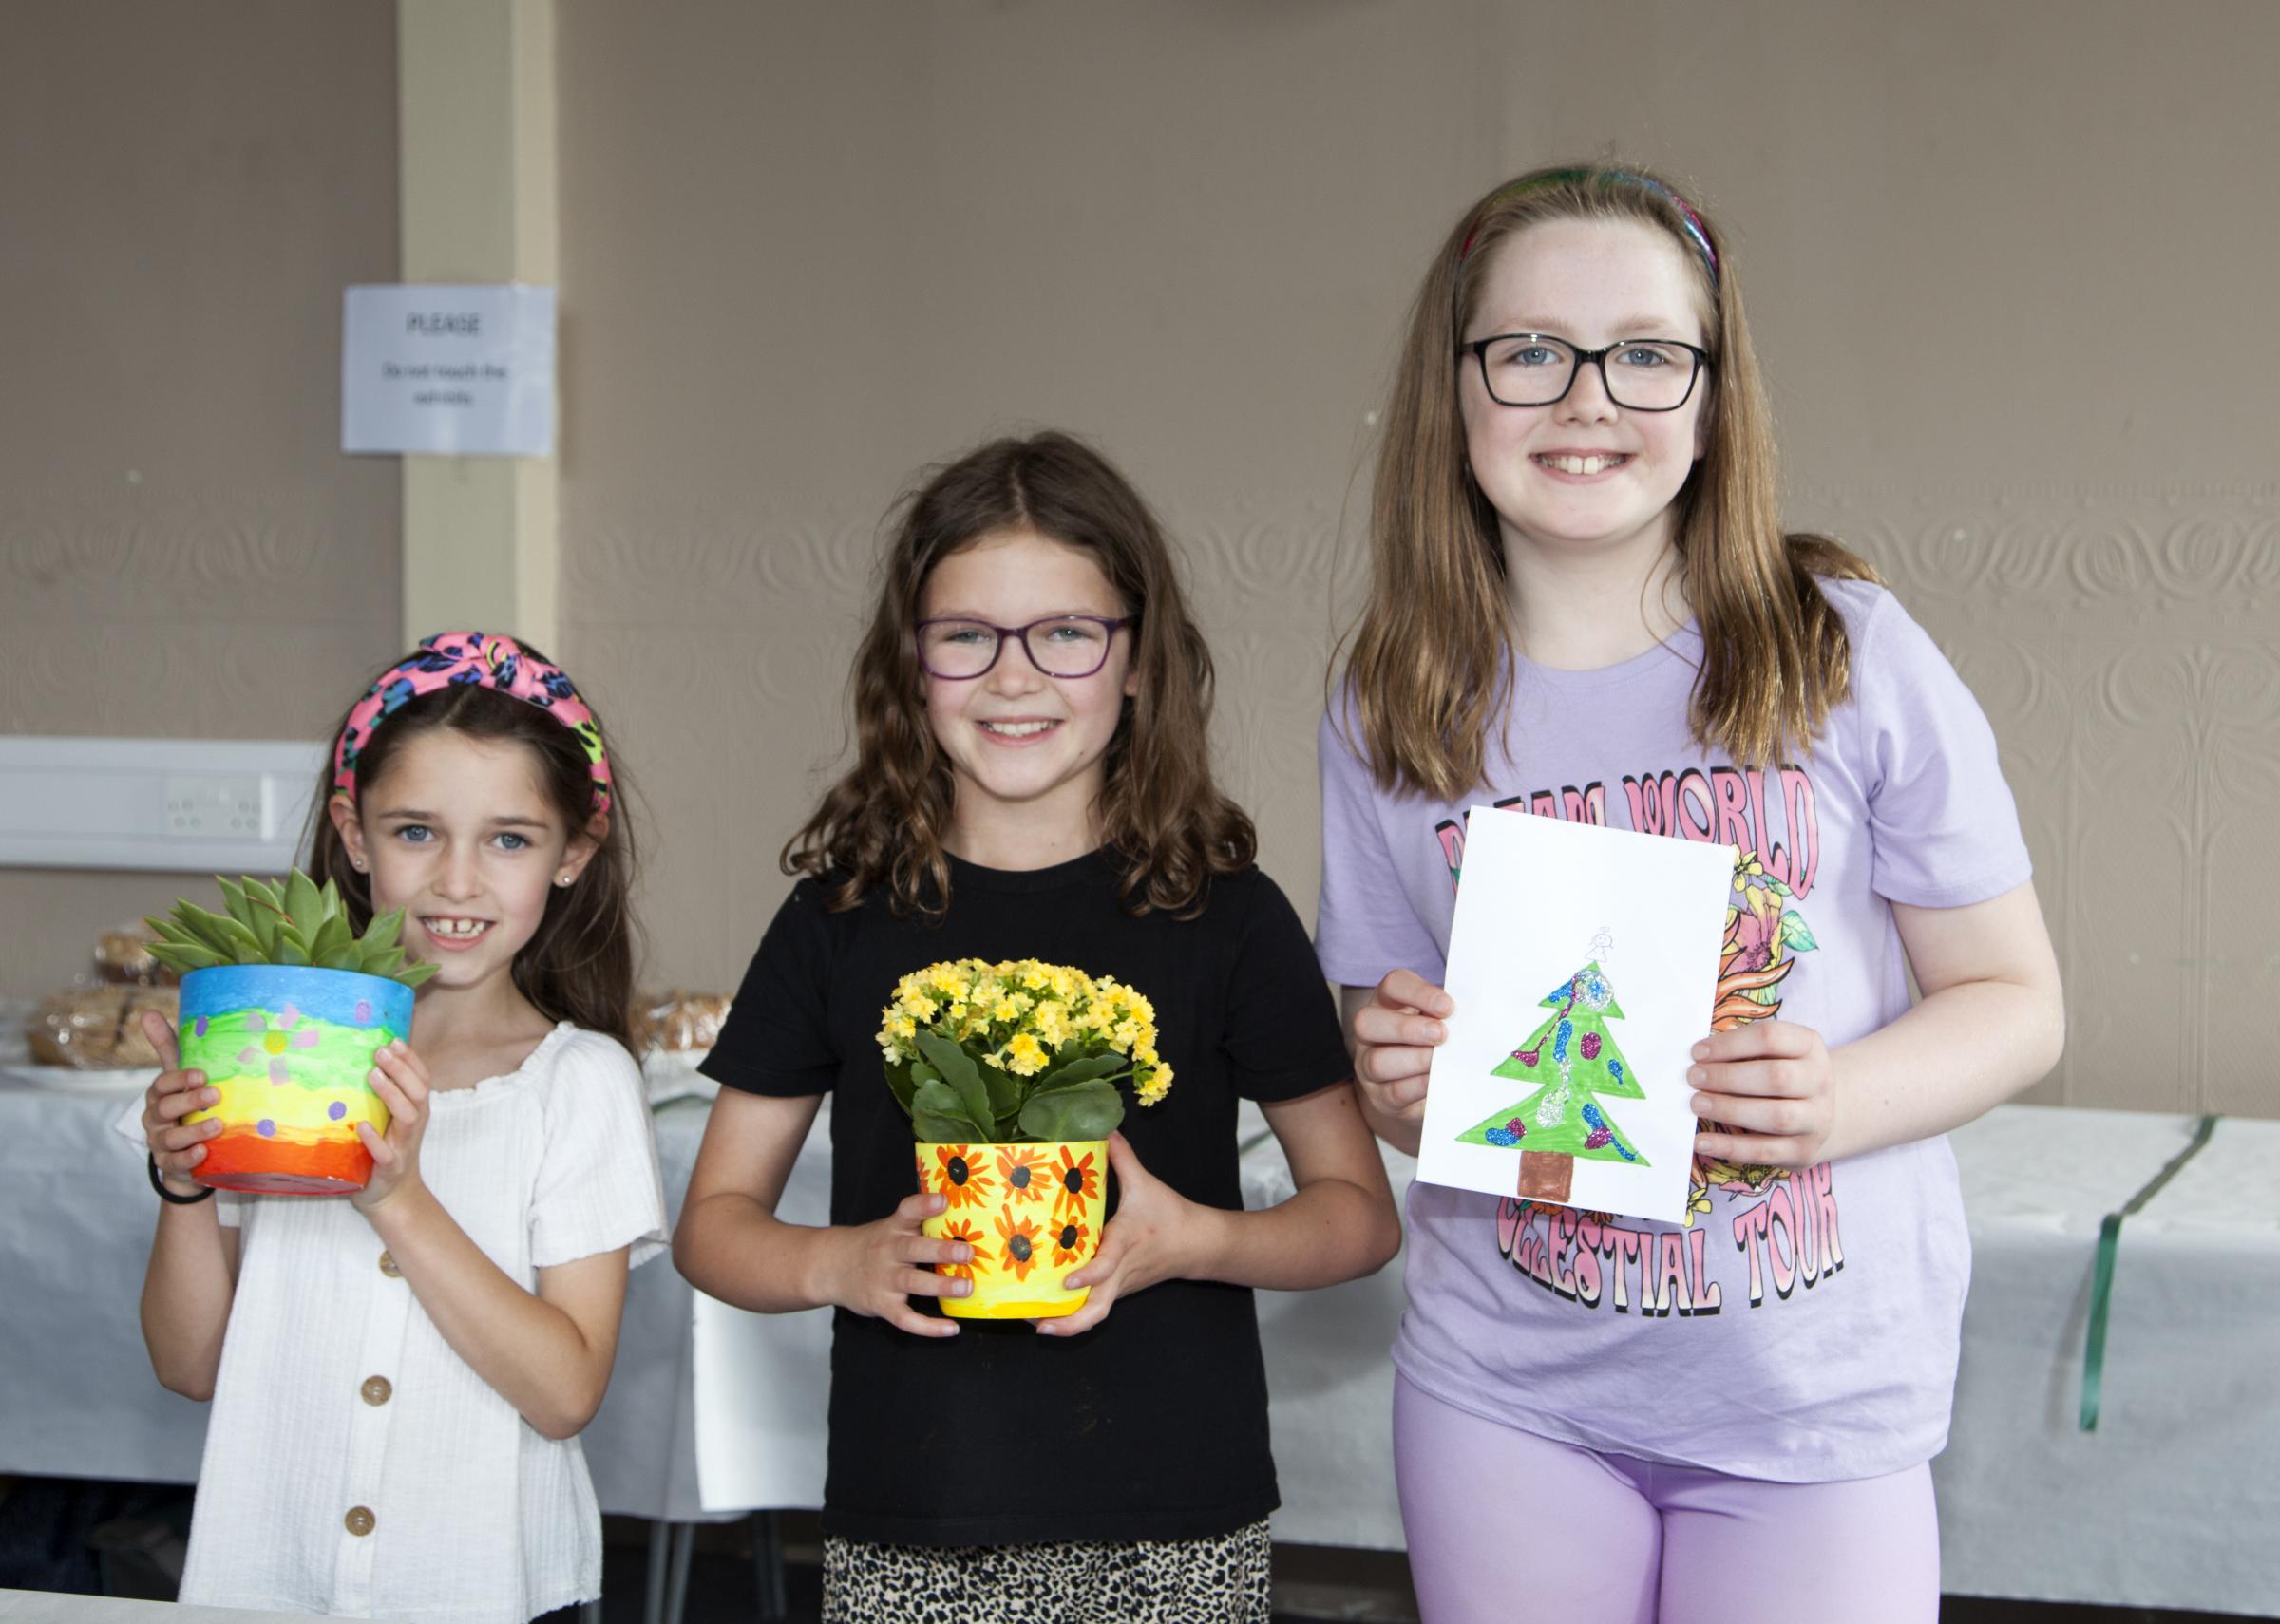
{"left": 915, "top": 614, "right": 1133, "bottom": 680}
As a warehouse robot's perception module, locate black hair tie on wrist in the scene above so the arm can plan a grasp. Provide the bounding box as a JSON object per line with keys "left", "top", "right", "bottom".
{"left": 148, "top": 1153, "right": 216, "bottom": 1205}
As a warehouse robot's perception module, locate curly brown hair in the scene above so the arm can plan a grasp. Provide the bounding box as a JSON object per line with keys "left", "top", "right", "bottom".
{"left": 785, "top": 431, "right": 1256, "bottom": 918}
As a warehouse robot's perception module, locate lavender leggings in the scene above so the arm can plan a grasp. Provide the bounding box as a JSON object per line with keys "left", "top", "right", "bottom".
{"left": 1394, "top": 1373, "right": 1940, "bottom": 1624}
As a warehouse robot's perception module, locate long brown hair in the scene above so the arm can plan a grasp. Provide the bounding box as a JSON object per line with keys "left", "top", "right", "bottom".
{"left": 305, "top": 651, "right": 642, "bottom": 1050}
{"left": 1346, "top": 161, "right": 1877, "bottom": 799}
{"left": 786, "top": 430, "right": 1256, "bottom": 918}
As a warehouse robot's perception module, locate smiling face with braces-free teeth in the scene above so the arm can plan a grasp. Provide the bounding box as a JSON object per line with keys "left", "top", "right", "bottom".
{"left": 1458, "top": 217, "right": 1711, "bottom": 574}
{"left": 920, "top": 527, "right": 1138, "bottom": 857}
{"left": 330, "top": 729, "right": 591, "bottom": 991}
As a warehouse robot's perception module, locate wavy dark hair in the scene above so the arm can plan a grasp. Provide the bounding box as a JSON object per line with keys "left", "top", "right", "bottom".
{"left": 303, "top": 646, "right": 641, "bottom": 1050}
{"left": 786, "top": 430, "right": 1256, "bottom": 918}
{"left": 1347, "top": 161, "right": 1878, "bottom": 798}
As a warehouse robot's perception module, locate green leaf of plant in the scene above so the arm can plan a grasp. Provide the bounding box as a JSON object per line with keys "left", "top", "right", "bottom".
{"left": 182, "top": 903, "right": 269, "bottom": 964}
{"left": 978, "top": 1060, "right": 1022, "bottom": 1129}
{"left": 165, "top": 902, "right": 237, "bottom": 955}
{"left": 910, "top": 1079, "right": 987, "bottom": 1142}
{"left": 242, "top": 877, "right": 284, "bottom": 913}
{"left": 913, "top": 1030, "right": 993, "bottom": 1132}
{"left": 1017, "top": 1078, "right": 1125, "bottom": 1142}
{"left": 397, "top": 958, "right": 440, "bottom": 988}
{"left": 1036, "top": 1050, "right": 1131, "bottom": 1092}
{"left": 309, "top": 914, "right": 354, "bottom": 970}
{"left": 356, "top": 941, "right": 406, "bottom": 980}
{"left": 238, "top": 890, "right": 288, "bottom": 956}
{"left": 284, "top": 871, "right": 323, "bottom": 933}
{"left": 884, "top": 1059, "right": 918, "bottom": 1116}
{"left": 362, "top": 906, "right": 410, "bottom": 953}
{"left": 146, "top": 941, "right": 226, "bottom": 973}
{"left": 144, "top": 915, "right": 203, "bottom": 949}
{"left": 319, "top": 877, "right": 342, "bottom": 921}
{"left": 216, "top": 878, "right": 257, "bottom": 934}
{"left": 274, "top": 929, "right": 309, "bottom": 967}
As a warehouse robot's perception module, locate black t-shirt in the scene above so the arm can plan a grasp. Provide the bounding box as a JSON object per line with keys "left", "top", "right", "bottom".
{"left": 698, "top": 849, "right": 1352, "bottom": 1547}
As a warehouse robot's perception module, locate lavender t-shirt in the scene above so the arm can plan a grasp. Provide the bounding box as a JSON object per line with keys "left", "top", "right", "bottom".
{"left": 1316, "top": 577, "right": 2032, "bottom": 1482}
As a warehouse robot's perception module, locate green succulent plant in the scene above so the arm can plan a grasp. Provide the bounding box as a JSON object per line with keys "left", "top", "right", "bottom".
{"left": 145, "top": 870, "right": 437, "bottom": 988}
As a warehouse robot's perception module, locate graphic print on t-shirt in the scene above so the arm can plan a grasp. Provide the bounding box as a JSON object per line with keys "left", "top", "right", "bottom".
{"left": 1434, "top": 763, "right": 1848, "bottom": 1317}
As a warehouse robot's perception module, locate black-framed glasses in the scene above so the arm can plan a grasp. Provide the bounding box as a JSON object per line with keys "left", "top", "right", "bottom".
{"left": 915, "top": 615, "right": 1133, "bottom": 680}
{"left": 1459, "top": 333, "right": 1711, "bottom": 411}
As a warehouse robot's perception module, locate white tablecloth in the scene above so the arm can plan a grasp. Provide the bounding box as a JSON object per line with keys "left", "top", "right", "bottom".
{"left": 0, "top": 1067, "right": 1411, "bottom": 1534}
{"left": 1933, "top": 1105, "right": 2280, "bottom": 1615}
{"left": 0, "top": 1068, "right": 730, "bottom": 1520}
{"left": 5, "top": 1066, "right": 2274, "bottom": 1612}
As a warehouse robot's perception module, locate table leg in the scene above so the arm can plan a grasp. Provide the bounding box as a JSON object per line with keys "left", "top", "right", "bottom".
{"left": 751, "top": 1511, "right": 788, "bottom": 1620}
{"left": 662, "top": 1522, "right": 695, "bottom": 1624}
{"left": 642, "top": 1521, "right": 668, "bottom": 1624}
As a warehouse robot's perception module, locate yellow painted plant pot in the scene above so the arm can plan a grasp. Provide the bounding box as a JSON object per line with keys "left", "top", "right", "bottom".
{"left": 917, "top": 1140, "right": 1108, "bottom": 1319}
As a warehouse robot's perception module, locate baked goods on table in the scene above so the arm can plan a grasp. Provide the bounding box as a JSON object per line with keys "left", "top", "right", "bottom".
{"left": 630, "top": 990, "right": 730, "bottom": 1105}
{"left": 94, "top": 920, "right": 177, "bottom": 986}
{"left": 631, "top": 990, "right": 731, "bottom": 1055}
{"left": 28, "top": 984, "right": 178, "bottom": 1069}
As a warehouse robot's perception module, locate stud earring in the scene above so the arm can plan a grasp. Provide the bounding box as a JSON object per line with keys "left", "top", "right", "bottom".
{"left": 556, "top": 873, "right": 574, "bottom": 888}
{"left": 352, "top": 857, "right": 368, "bottom": 872}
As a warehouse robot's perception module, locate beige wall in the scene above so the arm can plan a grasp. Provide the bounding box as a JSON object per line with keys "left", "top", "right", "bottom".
{"left": 0, "top": 1, "right": 402, "bottom": 994}
{"left": 556, "top": 0, "right": 2277, "bottom": 1119}
{"left": 6, "top": 2, "right": 2272, "bottom": 1119}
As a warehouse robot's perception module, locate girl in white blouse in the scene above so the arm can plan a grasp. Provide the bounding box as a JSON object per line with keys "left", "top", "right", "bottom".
{"left": 131, "top": 633, "right": 668, "bottom": 1624}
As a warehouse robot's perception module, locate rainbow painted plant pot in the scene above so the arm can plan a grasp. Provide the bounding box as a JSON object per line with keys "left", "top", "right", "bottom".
{"left": 917, "top": 1140, "right": 1108, "bottom": 1319}
{"left": 177, "top": 965, "right": 411, "bottom": 1195}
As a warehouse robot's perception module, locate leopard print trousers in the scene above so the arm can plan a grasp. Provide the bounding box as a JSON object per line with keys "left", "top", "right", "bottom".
{"left": 821, "top": 1519, "right": 1272, "bottom": 1623}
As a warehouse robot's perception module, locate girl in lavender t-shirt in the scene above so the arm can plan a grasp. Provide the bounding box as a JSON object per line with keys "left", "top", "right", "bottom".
{"left": 1320, "top": 165, "right": 2064, "bottom": 1623}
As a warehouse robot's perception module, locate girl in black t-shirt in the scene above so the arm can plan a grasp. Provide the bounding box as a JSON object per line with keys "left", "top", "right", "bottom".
{"left": 674, "top": 431, "right": 1402, "bottom": 1623}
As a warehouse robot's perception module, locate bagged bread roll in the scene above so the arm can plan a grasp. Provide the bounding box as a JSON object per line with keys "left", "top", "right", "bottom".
{"left": 95, "top": 920, "right": 176, "bottom": 986}
{"left": 29, "top": 984, "right": 179, "bottom": 1069}
{"left": 631, "top": 990, "right": 732, "bottom": 1054}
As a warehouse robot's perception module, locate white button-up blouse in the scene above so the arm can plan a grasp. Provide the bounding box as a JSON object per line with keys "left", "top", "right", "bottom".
{"left": 126, "top": 1024, "right": 669, "bottom": 1624}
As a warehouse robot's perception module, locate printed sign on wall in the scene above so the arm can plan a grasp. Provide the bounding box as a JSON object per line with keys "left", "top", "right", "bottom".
{"left": 341, "top": 284, "right": 557, "bottom": 457}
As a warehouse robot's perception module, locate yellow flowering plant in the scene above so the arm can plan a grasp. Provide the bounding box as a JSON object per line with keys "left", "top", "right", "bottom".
{"left": 877, "top": 958, "right": 1173, "bottom": 1143}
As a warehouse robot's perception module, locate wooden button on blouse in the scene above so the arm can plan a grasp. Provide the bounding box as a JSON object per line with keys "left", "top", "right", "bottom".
{"left": 343, "top": 1506, "right": 375, "bottom": 1537}
{"left": 378, "top": 1250, "right": 401, "bottom": 1277}
{"left": 360, "top": 1375, "right": 392, "bottom": 1407}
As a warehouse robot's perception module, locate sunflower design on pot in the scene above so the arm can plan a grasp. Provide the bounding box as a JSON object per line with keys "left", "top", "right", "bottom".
{"left": 937, "top": 1218, "right": 984, "bottom": 1282}
{"left": 928, "top": 1143, "right": 996, "bottom": 1211}
{"left": 884, "top": 958, "right": 1167, "bottom": 1319}
{"left": 1049, "top": 1217, "right": 1092, "bottom": 1270}
{"left": 1051, "top": 1144, "right": 1099, "bottom": 1227}
{"left": 995, "top": 1211, "right": 1046, "bottom": 1283}
{"left": 996, "top": 1145, "right": 1052, "bottom": 1206}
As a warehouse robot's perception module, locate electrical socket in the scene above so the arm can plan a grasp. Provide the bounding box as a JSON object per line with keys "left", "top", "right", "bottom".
{"left": 0, "top": 737, "right": 324, "bottom": 872}
{"left": 162, "top": 775, "right": 268, "bottom": 840}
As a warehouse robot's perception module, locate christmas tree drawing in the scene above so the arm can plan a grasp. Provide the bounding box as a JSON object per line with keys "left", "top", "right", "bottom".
{"left": 1458, "top": 933, "right": 1649, "bottom": 1203}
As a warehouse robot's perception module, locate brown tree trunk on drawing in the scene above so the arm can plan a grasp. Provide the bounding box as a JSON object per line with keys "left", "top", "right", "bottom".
{"left": 1519, "top": 1150, "right": 1573, "bottom": 1203}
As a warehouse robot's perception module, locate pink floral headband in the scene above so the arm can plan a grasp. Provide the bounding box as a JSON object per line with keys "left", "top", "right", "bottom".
{"left": 332, "top": 632, "right": 612, "bottom": 818}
